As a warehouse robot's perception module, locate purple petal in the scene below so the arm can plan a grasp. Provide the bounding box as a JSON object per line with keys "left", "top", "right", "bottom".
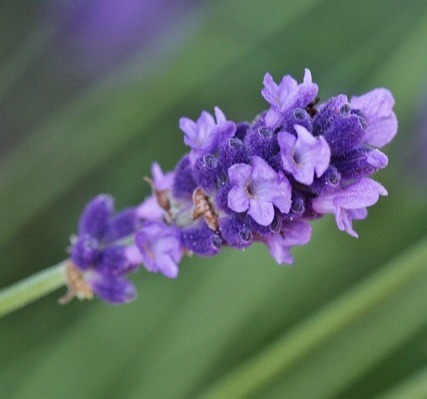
{"left": 207, "top": 121, "right": 236, "bottom": 153}
{"left": 137, "top": 196, "right": 165, "bottom": 221}
{"left": 350, "top": 88, "right": 397, "bottom": 148}
{"left": 78, "top": 194, "right": 114, "bottom": 238}
{"left": 278, "top": 131, "right": 297, "bottom": 172}
{"left": 88, "top": 273, "right": 137, "bottom": 304}
{"left": 179, "top": 111, "right": 215, "bottom": 150}
{"left": 103, "top": 208, "right": 139, "bottom": 242}
{"left": 265, "top": 234, "right": 294, "bottom": 264}
{"left": 279, "top": 125, "right": 330, "bottom": 185}
{"left": 135, "top": 221, "right": 183, "bottom": 278}
{"left": 228, "top": 163, "right": 252, "bottom": 186}
{"left": 97, "top": 246, "right": 132, "bottom": 275}
{"left": 155, "top": 255, "right": 179, "bottom": 278}
{"left": 312, "top": 178, "right": 387, "bottom": 236}
{"left": 264, "top": 108, "right": 282, "bottom": 128}
{"left": 151, "top": 162, "right": 174, "bottom": 191}
{"left": 251, "top": 155, "right": 277, "bottom": 182}
{"left": 335, "top": 208, "right": 360, "bottom": 238}
{"left": 265, "top": 220, "right": 312, "bottom": 264}
{"left": 71, "top": 234, "right": 99, "bottom": 270}
{"left": 228, "top": 186, "right": 250, "bottom": 213}
{"left": 179, "top": 117, "right": 198, "bottom": 146}
{"left": 214, "top": 106, "right": 226, "bottom": 124}
{"left": 282, "top": 220, "right": 312, "bottom": 247}
{"left": 261, "top": 69, "right": 318, "bottom": 128}
{"left": 96, "top": 245, "right": 142, "bottom": 276}
{"left": 248, "top": 199, "right": 275, "bottom": 226}
{"left": 271, "top": 174, "right": 292, "bottom": 214}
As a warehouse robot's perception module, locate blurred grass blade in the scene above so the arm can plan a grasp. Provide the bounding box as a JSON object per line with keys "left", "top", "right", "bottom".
{"left": 0, "top": 0, "right": 322, "bottom": 247}
{"left": 199, "top": 234, "right": 427, "bottom": 399}
{"left": 376, "top": 367, "right": 427, "bottom": 399}
{"left": 0, "top": 24, "right": 55, "bottom": 103}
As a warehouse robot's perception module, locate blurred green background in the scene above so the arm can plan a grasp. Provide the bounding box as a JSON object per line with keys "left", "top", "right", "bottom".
{"left": 1, "top": 0, "right": 427, "bottom": 398}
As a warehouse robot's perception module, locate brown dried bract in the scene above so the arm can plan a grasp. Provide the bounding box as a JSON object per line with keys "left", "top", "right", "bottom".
{"left": 192, "top": 188, "right": 219, "bottom": 231}
{"left": 144, "top": 176, "right": 171, "bottom": 212}
{"left": 58, "top": 262, "right": 93, "bottom": 304}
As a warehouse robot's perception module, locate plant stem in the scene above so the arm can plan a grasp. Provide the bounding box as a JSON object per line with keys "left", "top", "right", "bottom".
{"left": 377, "top": 366, "right": 427, "bottom": 399}
{"left": 199, "top": 235, "right": 427, "bottom": 399}
{"left": 0, "top": 260, "right": 68, "bottom": 319}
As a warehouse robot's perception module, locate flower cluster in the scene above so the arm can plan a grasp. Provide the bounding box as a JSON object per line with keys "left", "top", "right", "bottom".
{"left": 66, "top": 69, "right": 397, "bottom": 304}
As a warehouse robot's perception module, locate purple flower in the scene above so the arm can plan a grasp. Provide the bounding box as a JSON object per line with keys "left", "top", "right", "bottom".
{"left": 227, "top": 156, "right": 292, "bottom": 226}
{"left": 67, "top": 68, "right": 397, "bottom": 306}
{"left": 262, "top": 69, "right": 318, "bottom": 128}
{"left": 278, "top": 124, "right": 330, "bottom": 185}
{"left": 135, "top": 221, "right": 183, "bottom": 278}
{"left": 69, "top": 195, "right": 142, "bottom": 304}
{"left": 311, "top": 178, "right": 387, "bottom": 237}
{"left": 179, "top": 107, "right": 236, "bottom": 162}
{"left": 263, "top": 220, "right": 312, "bottom": 264}
{"left": 84, "top": 271, "right": 137, "bottom": 304}
{"left": 350, "top": 88, "right": 398, "bottom": 148}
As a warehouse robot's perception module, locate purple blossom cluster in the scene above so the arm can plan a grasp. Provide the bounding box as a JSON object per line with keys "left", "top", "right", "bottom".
{"left": 67, "top": 69, "right": 397, "bottom": 304}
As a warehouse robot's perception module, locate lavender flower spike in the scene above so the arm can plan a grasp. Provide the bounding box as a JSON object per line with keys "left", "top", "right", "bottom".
{"left": 227, "top": 156, "right": 292, "bottom": 226}
{"left": 67, "top": 68, "right": 397, "bottom": 305}
{"left": 278, "top": 124, "right": 330, "bottom": 185}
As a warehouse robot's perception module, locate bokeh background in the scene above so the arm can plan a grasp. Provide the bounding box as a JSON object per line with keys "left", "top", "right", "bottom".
{"left": 1, "top": 0, "right": 427, "bottom": 398}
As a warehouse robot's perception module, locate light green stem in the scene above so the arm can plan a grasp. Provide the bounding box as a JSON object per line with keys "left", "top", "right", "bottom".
{"left": 199, "top": 236, "right": 427, "bottom": 399}
{"left": 0, "top": 260, "right": 68, "bottom": 319}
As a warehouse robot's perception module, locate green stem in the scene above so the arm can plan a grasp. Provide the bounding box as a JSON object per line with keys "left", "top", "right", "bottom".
{"left": 376, "top": 366, "right": 427, "bottom": 399}
{"left": 0, "top": 260, "right": 68, "bottom": 319}
{"left": 199, "top": 236, "right": 427, "bottom": 399}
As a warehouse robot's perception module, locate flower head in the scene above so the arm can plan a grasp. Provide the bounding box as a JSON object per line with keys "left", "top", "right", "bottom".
{"left": 311, "top": 178, "right": 387, "bottom": 237}
{"left": 135, "top": 221, "right": 183, "bottom": 278}
{"left": 179, "top": 107, "right": 236, "bottom": 162}
{"left": 262, "top": 68, "right": 318, "bottom": 128}
{"left": 69, "top": 195, "right": 142, "bottom": 304}
{"left": 227, "top": 156, "right": 292, "bottom": 226}
{"left": 278, "top": 124, "right": 330, "bottom": 185}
